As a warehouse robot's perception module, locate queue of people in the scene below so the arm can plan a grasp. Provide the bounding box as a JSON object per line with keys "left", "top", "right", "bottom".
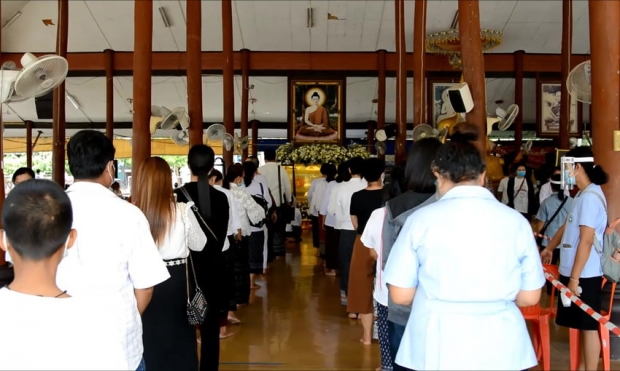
{"left": 0, "top": 123, "right": 611, "bottom": 371}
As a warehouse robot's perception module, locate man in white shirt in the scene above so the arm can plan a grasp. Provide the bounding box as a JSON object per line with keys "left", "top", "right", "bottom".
{"left": 57, "top": 130, "right": 170, "bottom": 371}
{"left": 0, "top": 179, "right": 127, "bottom": 370}
{"left": 328, "top": 157, "right": 367, "bottom": 306}
{"left": 258, "top": 149, "right": 292, "bottom": 259}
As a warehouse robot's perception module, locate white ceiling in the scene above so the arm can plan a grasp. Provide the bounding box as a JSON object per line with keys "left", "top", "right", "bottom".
{"left": 1, "top": 75, "right": 544, "bottom": 138}
{"left": 0, "top": 0, "right": 591, "bottom": 54}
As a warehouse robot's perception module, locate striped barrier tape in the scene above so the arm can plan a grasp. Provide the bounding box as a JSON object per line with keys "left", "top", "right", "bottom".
{"left": 543, "top": 268, "right": 620, "bottom": 337}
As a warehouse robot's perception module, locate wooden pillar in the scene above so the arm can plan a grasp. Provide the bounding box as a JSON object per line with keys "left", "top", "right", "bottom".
{"left": 514, "top": 50, "right": 524, "bottom": 150}
{"left": 187, "top": 0, "right": 203, "bottom": 147}
{"left": 222, "top": 0, "right": 234, "bottom": 167}
{"left": 241, "top": 49, "right": 250, "bottom": 161}
{"left": 367, "top": 120, "right": 376, "bottom": 154}
{"left": 132, "top": 0, "right": 153, "bottom": 193}
{"left": 250, "top": 119, "right": 259, "bottom": 156}
{"left": 458, "top": 0, "right": 486, "bottom": 154}
{"left": 413, "top": 0, "right": 427, "bottom": 127}
{"left": 394, "top": 0, "right": 407, "bottom": 164}
{"left": 377, "top": 50, "right": 386, "bottom": 160}
{"left": 559, "top": 0, "right": 572, "bottom": 149}
{"left": 52, "top": 0, "right": 68, "bottom": 187}
{"left": 104, "top": 49, "right": 114, "bottom": 141}
{"left": 25, "top": 121, "right": 33, "bottom": 169}
{"left": 589, "top": 0, "right": 620, "bottom": 221}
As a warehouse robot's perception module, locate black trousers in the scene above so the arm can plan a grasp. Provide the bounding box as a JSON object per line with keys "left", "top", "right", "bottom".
{"left": 338, "top": 229, "right": 357, "bottom": 296}
{"left": 199, "top": 308, "right": 221, "bottom": 371}
{"left": 310, "top": 215, "right": 320, "bottom": 248}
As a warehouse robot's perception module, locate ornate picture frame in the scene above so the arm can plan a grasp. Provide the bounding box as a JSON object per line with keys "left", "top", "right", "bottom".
{"left": 289, "top": 79, "right": 344, "bottom": 145}
{"left": 537, "top": 80, "right": 582, "bottom": 137}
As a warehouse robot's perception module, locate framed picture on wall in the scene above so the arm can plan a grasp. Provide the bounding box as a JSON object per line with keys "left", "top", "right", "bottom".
{"left": 555, "top": 148, "right": 570, "bottom": 166}
{"left": 289, "top": 79, "right": 344, "bottom": 145}
{"left": 428, "top": 81, "right": 462, "bottom": 128}
{"left": 537, "top": 81, "right": 581, "bottom": 136}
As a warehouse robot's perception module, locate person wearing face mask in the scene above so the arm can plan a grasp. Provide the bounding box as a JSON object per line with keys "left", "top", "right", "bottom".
{"left": 58, "top": 130, "right": 170, "bottom": 371}
{"left": 384, "top": 127, "right": 544, "bottom": 371}
{"left": 503, "top": 163, "right": 536, "bottom": 220}
{"left": 540, "top": 146, "right": 609, "bottom": 371}
{"left": 347, "top": 158, "right": 386, "bottom": 345}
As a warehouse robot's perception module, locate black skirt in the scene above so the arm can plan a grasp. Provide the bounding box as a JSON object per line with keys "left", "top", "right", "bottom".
{"left": 222, "top": 237, "right": 238, "bottom": 312}
{"left": 556, "top": 275, "right": 602, "bottom": 331}
{"left": 142, "top": 261, "right": 198, "bottom": 371}
{"left": 235, "top": 236, "right": 251, "bottom": 305}
{"left": 248, "top": 230, "right": 265, "bottom": 274}
{"left": 325, "top": 226, "right": 339, "bottom": 270}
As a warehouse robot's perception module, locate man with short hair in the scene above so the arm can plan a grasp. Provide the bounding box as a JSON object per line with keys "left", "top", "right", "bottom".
{"left": 259, "top": 149, "right": 292, "bottom": 258}
{"left": 58, "top": 130, "right": 170, "bottom": 371}
{"left": 0, "top": 179, "right": 126, "bottom": 370}
{"left": 11, "top": 167, "right": 35, "bottom": 186}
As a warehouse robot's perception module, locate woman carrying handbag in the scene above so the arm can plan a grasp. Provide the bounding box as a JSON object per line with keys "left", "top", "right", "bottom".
{"left": 174, "top": 145, "right": 231, "bottom": 371}
{"left": 134, "top": 157, "right": 207, "bottom": 371}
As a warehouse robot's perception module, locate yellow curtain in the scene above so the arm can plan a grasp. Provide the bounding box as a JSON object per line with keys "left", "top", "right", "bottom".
{"left": 3, "top": 138, "right": 226, "bottom": 158}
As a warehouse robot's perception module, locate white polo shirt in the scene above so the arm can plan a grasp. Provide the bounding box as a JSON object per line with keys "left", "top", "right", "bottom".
{"left": 328, "top": 177, "right": 367, "bottom": 230}
{"left": 57, "top": 181, "right": 170, "bottom": 370}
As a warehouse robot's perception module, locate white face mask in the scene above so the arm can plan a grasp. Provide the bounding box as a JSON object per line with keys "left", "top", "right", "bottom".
{"left": 3, "top": 231, "right": 71, "bottom": 259}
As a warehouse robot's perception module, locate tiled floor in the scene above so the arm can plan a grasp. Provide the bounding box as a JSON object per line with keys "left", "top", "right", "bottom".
{"left": 218, "top": 231, "right": 620, "bottom": 370}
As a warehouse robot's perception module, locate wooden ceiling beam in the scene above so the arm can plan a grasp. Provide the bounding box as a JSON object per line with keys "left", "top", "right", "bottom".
{"left": 0, "top": 52, "right": 589, "bottom": 74}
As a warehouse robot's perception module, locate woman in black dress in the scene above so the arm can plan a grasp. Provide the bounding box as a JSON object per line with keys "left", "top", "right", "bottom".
{"left": 174, "top": 145, "right": 230, "bottom": 371}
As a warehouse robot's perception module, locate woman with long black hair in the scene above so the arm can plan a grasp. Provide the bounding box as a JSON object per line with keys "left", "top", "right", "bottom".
{"left": 541, "top": 146, "right": 609, "bottom": 371}
{"left": 174, "top": 145, "right": 230, "bottom": 371}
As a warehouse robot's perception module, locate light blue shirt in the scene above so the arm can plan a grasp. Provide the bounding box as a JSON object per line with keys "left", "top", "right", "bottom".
{"left": 384, "top": 185, "right": 544, "bottom": 370}
{"left": 559, "top": 184, "right": 606, "bottom": 278}
{"left": 536, "top": 194, "right": 573, "bottom": 247}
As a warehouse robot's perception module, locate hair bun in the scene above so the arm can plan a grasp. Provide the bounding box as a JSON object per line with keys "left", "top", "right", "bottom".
{"left": 451, "top": 122, "right": 480, "bottom": 142}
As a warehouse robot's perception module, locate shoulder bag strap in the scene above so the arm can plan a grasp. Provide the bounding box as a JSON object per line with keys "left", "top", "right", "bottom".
{"left": 581, "top": 190, "right": 608, "bottom": 254}
{"left": 259, "top": 182, "right": 264, "bottom": 197}
{"left": 540, "top": 197, "right": 568, "bottom": 236}
{"left": 180, "top": 186, "right": 218, "bottom": 242}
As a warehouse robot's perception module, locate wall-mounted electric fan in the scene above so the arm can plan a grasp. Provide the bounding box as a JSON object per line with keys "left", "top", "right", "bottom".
{"left": 0, "top": 52, "right": 69, "bottom": 103}
{"left": 171, "top": 130, "right": 189, "bottom": 146}
{"left": 160, "top": 107, "right": 189, "bottom": 130}
{"left": 567, "top": 61, "right": 591, "bottom": 104}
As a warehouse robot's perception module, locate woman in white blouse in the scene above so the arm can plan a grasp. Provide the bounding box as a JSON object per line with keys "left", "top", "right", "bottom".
{"left": 384, "top": 129, "right": 545, "bottom": 370}
{"left": 241, "top": 161, "right": 272, "bottom": 290}
{"left": 224, "top": 164, "right": 266, "bottom": 305}
{"left": 133, "top": 157, "right": 206, "bottom": 371}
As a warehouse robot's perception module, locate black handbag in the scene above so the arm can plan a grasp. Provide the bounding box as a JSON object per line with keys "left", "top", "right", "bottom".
{"left": 186, "top": 254, "right": 208, "bottom": 325}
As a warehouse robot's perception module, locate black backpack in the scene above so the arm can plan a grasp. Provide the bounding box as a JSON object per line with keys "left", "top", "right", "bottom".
{"left": 250, "top": 183, "right": 269, "bottom": 228}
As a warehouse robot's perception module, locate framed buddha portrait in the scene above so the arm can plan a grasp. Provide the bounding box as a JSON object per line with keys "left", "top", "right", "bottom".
{"left": 289, "top": 79, "right": 343, "bottom": 145}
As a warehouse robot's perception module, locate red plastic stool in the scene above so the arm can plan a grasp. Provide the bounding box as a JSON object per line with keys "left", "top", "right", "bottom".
{"left": 521, "top": 304, "right": 551, "bottom": 371}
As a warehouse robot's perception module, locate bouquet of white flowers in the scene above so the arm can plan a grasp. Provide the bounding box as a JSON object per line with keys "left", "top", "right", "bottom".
{"left": 276, "top": 143, "right": 370, "bottom": 165}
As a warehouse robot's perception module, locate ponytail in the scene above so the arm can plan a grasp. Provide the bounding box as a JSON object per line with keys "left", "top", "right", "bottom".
{"left": 243, "top": 161, "right": 257, "bottom": 187}
{"left": 587, "top": 165, "right": 609, "bottom": 186}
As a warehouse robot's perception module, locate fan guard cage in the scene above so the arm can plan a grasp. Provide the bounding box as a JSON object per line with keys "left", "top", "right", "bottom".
{"left": 567, "top": 61, "right": 592, "bottom": 104}
{"left": 14, "top": 55, "right": 68, "bottom": 98}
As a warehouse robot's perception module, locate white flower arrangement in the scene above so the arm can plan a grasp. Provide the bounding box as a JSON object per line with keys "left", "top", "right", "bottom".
{"left": 276, "top": 143, "right": 369, "bottom": 165}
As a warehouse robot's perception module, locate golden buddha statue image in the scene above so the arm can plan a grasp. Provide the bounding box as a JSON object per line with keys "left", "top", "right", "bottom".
{"left": 296, "top": 90, "right": 338, "bottom": 140}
